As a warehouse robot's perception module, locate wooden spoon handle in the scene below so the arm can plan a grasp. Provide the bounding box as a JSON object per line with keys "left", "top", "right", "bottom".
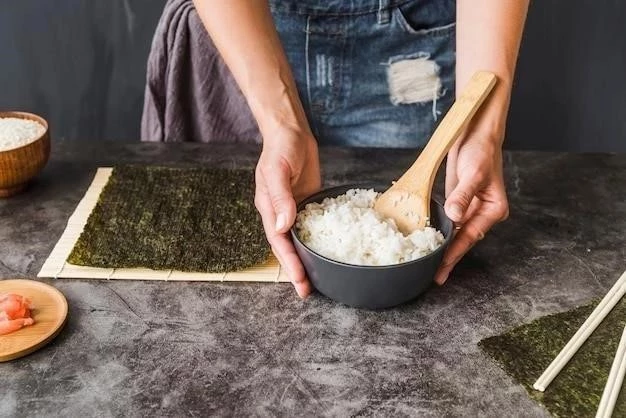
{"left": 397, "top": 71, "right": 497, "bottom": 194}
{"left": 374, "top": 71, "right": 497, "bottom": 234}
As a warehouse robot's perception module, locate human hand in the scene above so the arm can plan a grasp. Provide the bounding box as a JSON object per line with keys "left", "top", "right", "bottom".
{"left": 255, "top": 127, "right": 321, "bottom": 298}
{"left": 434, "top": 131, "right": 509, "bottom": 285}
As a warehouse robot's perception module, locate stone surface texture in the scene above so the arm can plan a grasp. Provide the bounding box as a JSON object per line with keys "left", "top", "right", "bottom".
{"left": 1, "top": 141, "right": 625, "bottom": 417}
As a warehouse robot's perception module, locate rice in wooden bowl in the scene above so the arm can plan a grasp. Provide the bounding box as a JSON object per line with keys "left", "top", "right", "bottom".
{"left": 0, "top": 111, "right": 50, "bottom": 197}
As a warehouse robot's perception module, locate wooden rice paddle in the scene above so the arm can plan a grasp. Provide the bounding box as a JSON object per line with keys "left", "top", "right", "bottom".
{"left": 374, "top": 71, "right": 497, "bottom": 234}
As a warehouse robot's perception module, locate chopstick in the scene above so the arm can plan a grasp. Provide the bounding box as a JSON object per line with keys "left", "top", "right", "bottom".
{"left": 534, "top": 270, "right": 626, "bottom": 392}
{"left": 595, "top": 324, "right": 626, "bottom": 418}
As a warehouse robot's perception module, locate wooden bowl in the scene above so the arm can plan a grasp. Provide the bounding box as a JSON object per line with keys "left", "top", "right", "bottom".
{"left": 0, "top": 111, "right": 50, "bottom": 197}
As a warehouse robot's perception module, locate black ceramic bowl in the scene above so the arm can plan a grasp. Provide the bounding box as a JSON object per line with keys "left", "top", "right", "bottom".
{"left": 291, "top": 183, "right": 453, "bottom": 309}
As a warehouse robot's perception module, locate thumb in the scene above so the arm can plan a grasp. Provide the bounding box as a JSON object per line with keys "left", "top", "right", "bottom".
{"left": 265, "top": 161, "right": 297, "bottom": 233}
{"left": 444, "top": 174, "right": 483, "bottom": 222}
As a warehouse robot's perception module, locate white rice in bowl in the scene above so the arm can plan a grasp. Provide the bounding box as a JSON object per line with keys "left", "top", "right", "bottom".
{"left": 295, "top": 188, "right": 445, "bottom": 266}
{"left": 0, "top": 117, "right": 46, "bottom": 152}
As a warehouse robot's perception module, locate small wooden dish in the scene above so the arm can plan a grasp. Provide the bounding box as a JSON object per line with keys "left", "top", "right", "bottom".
{"left": 0, "top": 279, "right": 68, "bottom": 362}
{"left": 0, "top": 111, "right": 50, "bottom": 198}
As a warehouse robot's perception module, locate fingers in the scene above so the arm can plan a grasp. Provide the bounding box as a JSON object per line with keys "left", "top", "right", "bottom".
{"left": 263, "top": 158, "right": 297, "bottom": 233}
{"left": 444, "top": 169, "right": 485, "bottom": 222}
{"left": 434, "top": 194, "right": 509, "bottom": 285}
{"left": 255, "top": 171, "right": 312, "bottom": 299}
{"left": 270, "top": 233, "right": 312, "bottom": 298}
{"left": 434, "top": 208, "right": 493, "bottom": 286}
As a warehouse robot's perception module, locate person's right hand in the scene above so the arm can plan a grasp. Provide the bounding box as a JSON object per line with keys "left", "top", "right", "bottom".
{"left": 254, "top": 126, "right": 321, "bottom": 298}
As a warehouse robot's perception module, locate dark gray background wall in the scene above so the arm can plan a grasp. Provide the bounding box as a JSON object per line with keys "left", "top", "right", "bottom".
{"left": 0, "top": 0, "right": 165, "bottom": 141}
{"left": 506, "top": 1, "right": 626, "bottom": 152}
{"left": 1, "top": 1, "right": 625, "bottom": 152}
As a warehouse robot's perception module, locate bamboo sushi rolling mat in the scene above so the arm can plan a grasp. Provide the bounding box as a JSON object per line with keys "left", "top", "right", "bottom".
{"left": 38, "top": 168, "right": 288, "bottom": 282}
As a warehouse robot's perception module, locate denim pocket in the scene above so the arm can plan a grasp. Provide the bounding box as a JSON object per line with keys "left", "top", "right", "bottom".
{"left": 393, "top": 1, "right": 456, "bottom": 37}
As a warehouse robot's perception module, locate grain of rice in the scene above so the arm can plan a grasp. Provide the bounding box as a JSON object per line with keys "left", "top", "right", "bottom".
{"left": 0, "top": 117, "right": 45, "bottom": 152}
{"left": 295, "top": 189, "right": 444, "bottom": 266}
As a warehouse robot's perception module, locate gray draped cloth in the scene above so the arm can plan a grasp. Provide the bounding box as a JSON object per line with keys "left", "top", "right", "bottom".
{"left": 141, "top": 0, "right": 260, "bottom": 143}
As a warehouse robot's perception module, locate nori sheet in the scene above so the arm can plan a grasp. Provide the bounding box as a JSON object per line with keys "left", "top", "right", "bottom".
{"left": 68, "top": 165, "right": 269, "bottom": 272}
{"left": 479, "top": 298, "right": 626, "bottom": 417}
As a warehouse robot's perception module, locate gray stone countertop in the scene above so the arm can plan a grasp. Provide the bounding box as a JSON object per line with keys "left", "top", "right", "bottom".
{"left": 1, "top": 141, "right": 625, "bottom": 417}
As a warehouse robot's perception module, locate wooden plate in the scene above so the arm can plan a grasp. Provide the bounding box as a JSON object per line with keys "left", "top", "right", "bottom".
{"left": 0, "top": 279, "right": 68, "bottom": 362}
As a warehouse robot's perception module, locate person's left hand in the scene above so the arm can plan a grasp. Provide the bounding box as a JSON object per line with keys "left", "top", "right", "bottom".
{"left": 434, "top": 129, "right": 510, "bottom": 285}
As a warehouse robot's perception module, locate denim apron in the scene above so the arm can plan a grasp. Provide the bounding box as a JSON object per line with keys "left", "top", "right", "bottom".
{"left": 269, "top": 0, "right": 456, "bottom": 148}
